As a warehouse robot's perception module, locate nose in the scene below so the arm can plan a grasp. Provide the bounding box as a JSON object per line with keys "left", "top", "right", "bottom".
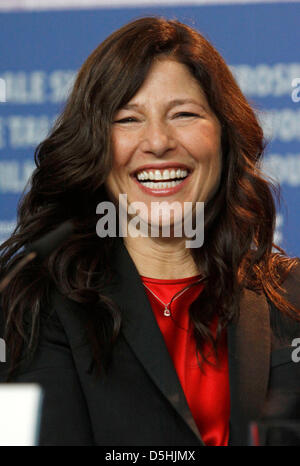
{"left": 139, "top": 120, "right": 176, "bottom": 157}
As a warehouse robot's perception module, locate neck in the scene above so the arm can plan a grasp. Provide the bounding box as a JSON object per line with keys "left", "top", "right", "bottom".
{"left": 123, "top": 235, "right": 200, "bottom": 280}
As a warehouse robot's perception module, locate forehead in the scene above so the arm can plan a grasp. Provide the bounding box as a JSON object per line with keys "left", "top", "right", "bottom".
{"left": 123, "top": 58, "right": 209, "bottom": 109}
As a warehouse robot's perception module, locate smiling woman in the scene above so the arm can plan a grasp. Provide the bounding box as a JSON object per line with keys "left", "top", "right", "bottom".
{"left": 0, "top": 16, "right": 300, "bottom": 447}
{"left": 106, "top": 58, "right": 222, "bottom": 259}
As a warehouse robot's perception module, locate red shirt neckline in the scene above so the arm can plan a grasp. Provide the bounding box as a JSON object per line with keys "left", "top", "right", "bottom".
{"left": 140, "top": 274, "right": 230, "bottom": 446}
{"left": 140, "top": 274, "right": 203, "bottom": 284}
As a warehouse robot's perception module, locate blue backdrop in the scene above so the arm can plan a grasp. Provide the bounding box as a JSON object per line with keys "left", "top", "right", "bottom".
{"left": 0, "top": 3, "right": 299, "bottom": 255}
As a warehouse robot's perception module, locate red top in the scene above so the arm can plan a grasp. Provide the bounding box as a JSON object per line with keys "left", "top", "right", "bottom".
{"left": 140, "top": 274, "right": 230, "bottom": 446}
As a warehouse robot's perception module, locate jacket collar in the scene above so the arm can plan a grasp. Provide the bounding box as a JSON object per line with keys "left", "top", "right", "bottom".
{"left": 106, "top": 238, "right": 271, "bottom": 446}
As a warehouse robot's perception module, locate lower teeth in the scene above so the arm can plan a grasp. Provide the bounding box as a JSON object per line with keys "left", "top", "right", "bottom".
{"left": 139, "top": 179, "right": 185, "bottom": 189}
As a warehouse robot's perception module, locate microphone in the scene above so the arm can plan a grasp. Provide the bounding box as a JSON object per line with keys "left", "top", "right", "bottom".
{"left": 25, "top": 220, "right": 74, "bottom": 260}
{"left": 0, "top": 220, "right": 74, "bottom": 293}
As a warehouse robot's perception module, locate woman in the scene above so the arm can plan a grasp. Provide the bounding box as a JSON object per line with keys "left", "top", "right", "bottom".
{"left": 0, "top": 16, "right": 299, "bottom": 446}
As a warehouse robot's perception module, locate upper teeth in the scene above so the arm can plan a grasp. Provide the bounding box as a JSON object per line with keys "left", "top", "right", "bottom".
{"left": 136, "top": 168, "right": 188, "bottom": 181}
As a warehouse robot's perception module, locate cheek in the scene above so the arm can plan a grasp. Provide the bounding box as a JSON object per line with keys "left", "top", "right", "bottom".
{"left": 187, "top": 137, "right": 222, "bottom": 167}
{"left": 112, "top": 131, "right": 135, "bottom": 168}
{"left": 182, "top": 123, "right": 222, "bottom": 159}
{"left": 187, "top": 130, "right": 222, "bottom": 192}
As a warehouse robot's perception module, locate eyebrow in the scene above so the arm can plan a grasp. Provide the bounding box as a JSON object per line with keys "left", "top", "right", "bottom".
{"left": 120, "top": 98, "right": 208, "bottom": 112}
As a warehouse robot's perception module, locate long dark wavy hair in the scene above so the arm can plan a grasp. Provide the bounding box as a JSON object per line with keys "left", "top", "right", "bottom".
{"left": 0, "top": 16, "right": 299, "bottom": 377}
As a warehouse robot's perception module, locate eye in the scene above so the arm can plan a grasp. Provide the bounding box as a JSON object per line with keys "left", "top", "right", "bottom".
{"left": 174, "top": 112, "right": 199, "bottom": 118}
{"left": 113, "top": 117, "right": 138, "bottom": 124}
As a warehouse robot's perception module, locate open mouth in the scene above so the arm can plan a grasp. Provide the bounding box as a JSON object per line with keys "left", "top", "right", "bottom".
{"left": 134, "top": 168, "right": 191, "bottom": 190}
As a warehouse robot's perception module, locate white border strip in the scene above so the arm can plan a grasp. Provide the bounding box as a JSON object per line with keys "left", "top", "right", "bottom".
{"left": 0, "top": 0, "right": 300, "bottom": 12}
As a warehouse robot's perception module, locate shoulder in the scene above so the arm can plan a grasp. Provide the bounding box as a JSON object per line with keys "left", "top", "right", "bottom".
{"left": 267, "top": 258, "right": 300, "bottom": 349}
{"left": 279, "top": 257, "right": 300, "bottom": 299}
{"left": 40, "top": 287, "right": 89, "bottom": 347}
{"left": 42, "top": 288, "right": 95, "bottom": 370}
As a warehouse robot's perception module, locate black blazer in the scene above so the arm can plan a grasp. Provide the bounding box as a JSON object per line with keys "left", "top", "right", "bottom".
{"left": 1, "top": 239, "right": 300, "bottom": 446}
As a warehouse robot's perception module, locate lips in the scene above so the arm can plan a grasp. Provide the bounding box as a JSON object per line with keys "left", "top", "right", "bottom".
{"left": 131, "top": 162, "right": 192, "bottom": 177}
{"left": 132, "top": 169, "right": 192, "bottom": 197}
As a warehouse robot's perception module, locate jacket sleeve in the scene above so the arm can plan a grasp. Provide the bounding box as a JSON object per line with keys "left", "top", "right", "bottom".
{"left": 0, "top": 299, "right": 95, "bottom": 446}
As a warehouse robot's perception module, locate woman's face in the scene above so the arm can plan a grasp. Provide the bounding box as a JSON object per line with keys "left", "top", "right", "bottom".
{"left": 105, "top": 58, "right": 222, "bottom": 232}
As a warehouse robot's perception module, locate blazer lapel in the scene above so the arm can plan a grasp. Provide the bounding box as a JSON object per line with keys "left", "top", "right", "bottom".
{"left": 107, "top": 237, "right": 204, "bottom": 445}
{"left": 227, "top": 288, "right": 271, "bottom": 445}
